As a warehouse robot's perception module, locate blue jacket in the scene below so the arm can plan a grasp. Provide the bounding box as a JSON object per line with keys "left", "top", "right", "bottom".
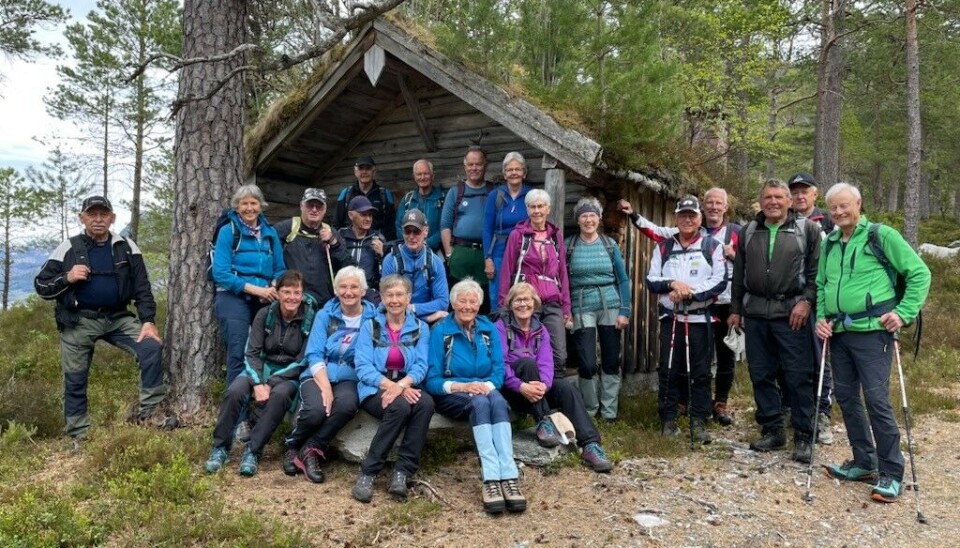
{"left": 425, "top": 315, "right": 504, "bottom": 396}
{"left": 482, "top": 183, "right": 530, "bottom": 259}
{"left": 380, "top": 244, "right": 449, "bottom": 320}
{"left": 303, "top": 298, "right": 378, "bottom": 383}
{"left": 395, "top": 186, "right": 444, "bottom": 251}
{"left": 354, "top": 311, "right": 430, "bottom": 402}
{"left": 213, "top": 210, "right": 286, "bottom": 294}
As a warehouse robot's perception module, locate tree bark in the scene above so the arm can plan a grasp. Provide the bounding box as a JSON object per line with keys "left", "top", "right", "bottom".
{"left": 814, "top": 0, "right": 845, "bottom": 189}
{"left": 887, "top": 177, "right": 899, "bottom": 212}
{"left": 903, "top": 0, "right": 922, "bottom": 246}
{"left": 164, "top": 0, "right": 247, "bottom": 420}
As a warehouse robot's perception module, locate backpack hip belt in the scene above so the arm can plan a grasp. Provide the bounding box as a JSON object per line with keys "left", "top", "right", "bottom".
{"left": 833, "top": 298, "right": 897, "bottom": 326}
{"left": 453, "top": 238, "right": 482, "bottom": 248}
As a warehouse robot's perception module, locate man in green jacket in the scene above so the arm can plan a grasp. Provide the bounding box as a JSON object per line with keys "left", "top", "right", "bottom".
{"left": 815, "top": 182, "right": 931, "bottom": 504}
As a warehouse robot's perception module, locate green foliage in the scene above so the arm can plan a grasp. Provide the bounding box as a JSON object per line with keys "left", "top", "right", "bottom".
{"left": 0, "top": 0, "right": 66, "bottom": 62}
{"left": 26, "top": 148, "right": 92, "bottom": 241}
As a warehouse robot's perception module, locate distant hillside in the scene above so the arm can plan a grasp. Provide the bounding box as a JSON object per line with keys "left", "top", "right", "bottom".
{"left": 5, "top": 247, "right": 50, "bottom": 304}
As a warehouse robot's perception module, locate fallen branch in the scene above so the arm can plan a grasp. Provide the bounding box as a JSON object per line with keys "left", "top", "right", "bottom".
{"left": 410, "top": 479, "right": 451, "bottom": 506}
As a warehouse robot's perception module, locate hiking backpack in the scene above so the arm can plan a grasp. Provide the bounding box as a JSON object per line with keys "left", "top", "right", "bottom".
{"left": 512, "top": 233, "right": 562, "bottom": 286}
{"left": 263, "top": 293, "right": 320, "bottom": 340}
{"left": 450, "top": 180, "right": 495, "bottom": 228}
{"left": 565, "top": 234, "right": 623, "bottom": 290}
{"left": 390, "top": 244, "right": 439, "bottom": 286}
{"left": 442, "top": 330, "right": 493, "bottom": 378}
{"left": 656, "top": 235, "right": 721, "bottom": 268}
{"left": 205, "top": 208, "right": 240, "bottom": 282}
{"left": 369, "top": 318, "right": 422, "bottom": 349}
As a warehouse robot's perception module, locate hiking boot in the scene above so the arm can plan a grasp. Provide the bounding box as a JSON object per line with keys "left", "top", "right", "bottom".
{"left": 387, "top": 470, "right": 409, "bottom": 500}
{"left": 70, "top": 436, "right": 86, "bottom": 455}
{"left": 234, "top": 420, "right": 251, "bottom": 444}
{"left": 296, "top": 447, "right": 325, "bottom": 484}
{"left": 500, "top": 478, "right": 526, "bottom": 513}
{"left": 750, "top": 429, "right": 786, "bottom": 452}
{"left": 581, "top": 442, "right": 613, "bottom": 473}
{"left": 871, "top": 475, "right": 903, "bottom": 503}
{"left": 282, "top": 448, "right": 299, "bottom": 476}
{"left": 816, "top": 413, "right": 834, "bottom": 445}
{"left": 824, "top": 460, "right": 879, "bottom": 482}
{"left": 691, "top": 418, "right": 713, "bottom": 445}
{"left": 793, "top": 439, "right": 813, "bottom": 464}
{"left": 660, "top": 420, "right": 680, "bottom": 437}
{"left": 712, "top": 401, "right": 734, "bottom": 426}
{"left": 482, "top": 480, "right": 506, "bottom": 514}
{"left": 204, "top": 447, "right": 229, "bottom": 474}
{"left": 238, "top": 448, "right": 259, "bottom": 476}
{"left": 352, "top": 474, "right": 376, "bottom": 503}
{"left": 535, "top": 418, "right": 561, "bottom": 448}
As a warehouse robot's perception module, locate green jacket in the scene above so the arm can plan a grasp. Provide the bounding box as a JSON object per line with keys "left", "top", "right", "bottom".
{"left": 815, "top": 215, "right": 930, "bottom": 332}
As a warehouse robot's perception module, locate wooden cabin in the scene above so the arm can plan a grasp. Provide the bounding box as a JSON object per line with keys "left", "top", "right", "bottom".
{"left": 246, "top": 18, "right": 680, "bottom": 374}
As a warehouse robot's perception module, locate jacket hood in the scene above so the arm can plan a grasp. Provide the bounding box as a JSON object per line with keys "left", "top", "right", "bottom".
{"left": 337, "top": 226, "right": 382, "bottom": 243}
{"left": 322, "top": 297, "right": 377, "bottom": 320}
{"left": 515, "top": 218, "right": 560, "bottom": 238}
{"left": 227, "top": 209, "right": 270, "bottom": 233}
{"left": 500, "top": 311, "right": 545, "bottom": 334}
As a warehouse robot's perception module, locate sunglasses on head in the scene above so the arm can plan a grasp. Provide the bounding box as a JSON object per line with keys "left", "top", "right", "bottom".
{"left": 403, "top": 227, "right": 423, "bottom": 235}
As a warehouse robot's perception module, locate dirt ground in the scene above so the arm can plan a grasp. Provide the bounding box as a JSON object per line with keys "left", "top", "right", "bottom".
{"left": 219, "top": 401, "right": 960, "bottom": 547}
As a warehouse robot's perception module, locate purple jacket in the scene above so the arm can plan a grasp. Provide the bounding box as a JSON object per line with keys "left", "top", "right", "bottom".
{"left": 495, "top": 314, "right": 555, "bottom": 392}
{"left": 498, "top": 219, "right": 571, "bottom": 315}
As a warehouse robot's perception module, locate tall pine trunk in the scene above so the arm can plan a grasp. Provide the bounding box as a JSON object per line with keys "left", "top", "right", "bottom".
{"left": 164, "top": 0, "right": 247, "bottom": 419}
{"left": 815, "top": 0, "right": 845, "bottom": 188}
{"left": 903, "top": 0, "right": 922, "bottom": 246}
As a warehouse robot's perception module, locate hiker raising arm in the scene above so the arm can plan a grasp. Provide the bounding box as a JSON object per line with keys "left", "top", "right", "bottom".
{"left": 815, "top": 182, "right": 931, "bottom": 503}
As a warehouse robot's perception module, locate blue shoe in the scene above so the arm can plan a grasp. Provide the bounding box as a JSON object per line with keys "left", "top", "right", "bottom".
{"left": 205, "top": 447, "right": 229, "bottom": 474}
{"left": 238, "top": 448, "right": 259, "bottom": 477}
{"left": 871, "top": 475, "right": 902, "bottom": 503}
{"left": 823, "top": 460, "right": 878, "bottom": 482}
{"left": 535, "top": 419, "right": 561, "bottom": 448}
{"left": 581, "top": 442, "right": 613, "bottom": 473}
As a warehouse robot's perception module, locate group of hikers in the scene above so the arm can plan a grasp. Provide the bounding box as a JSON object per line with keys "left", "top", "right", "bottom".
{"left": 34, "top": 146, "right": 930, "bottom": 514}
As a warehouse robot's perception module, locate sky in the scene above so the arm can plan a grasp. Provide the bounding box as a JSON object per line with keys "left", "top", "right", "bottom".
{"left": 0, "top": 0, "right": 130, "bottom": 230}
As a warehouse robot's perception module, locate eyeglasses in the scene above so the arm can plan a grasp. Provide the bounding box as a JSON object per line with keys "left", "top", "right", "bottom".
{"left": 513, "top": 297, "right": 534, "bottom": 304}
{"left": 304, "top": 202, "right": 325, "bottom": 211}
{"left": 403, "top": 227, "right": 423, "bottom": 235}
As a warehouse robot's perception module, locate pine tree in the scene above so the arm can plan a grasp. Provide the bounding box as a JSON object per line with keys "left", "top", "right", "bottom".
{"left": 0, "top": 168, "right": 44, "bottom": 309}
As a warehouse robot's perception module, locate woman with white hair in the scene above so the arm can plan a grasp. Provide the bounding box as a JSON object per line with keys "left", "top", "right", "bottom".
{"left": 212, "top": 184, "right": 286, "bottom": 385}
{"left": 565, "top": 197, "right": 631, "bottom": 421}
{"left": 282, "top": 266, "right": 378, "bottom": 483}
{"left": 498, "top": 189, "right": 572, "bottom": 375}
{"left": 483, "top": 152, "right": 532, "bottom": 307}
{"left": 426, "top": 279, "right": 525, "bottom": 515}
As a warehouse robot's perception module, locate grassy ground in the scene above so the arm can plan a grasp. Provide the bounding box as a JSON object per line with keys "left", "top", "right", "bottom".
{"left": 2, "top": 237, "right": 958, "bottom": 545}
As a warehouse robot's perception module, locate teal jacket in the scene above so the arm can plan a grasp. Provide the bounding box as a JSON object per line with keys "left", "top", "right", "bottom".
{"left": 816, "top": 215, "right": 930, "bottom": 332}
{"left": 354, "top": 311, "right": 430, "bottom": 402}
{"left": 425, "top": 315, "right": 504, "bottom": 395}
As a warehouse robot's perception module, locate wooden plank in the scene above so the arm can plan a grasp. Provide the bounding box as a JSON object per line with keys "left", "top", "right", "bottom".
{"left": 372, "top": 19, "right": 602, "bottom": 178}
{"left": 309, "top": 93, "right": 407, "bottom": 184}
{"left": 543, "top": 156, "right": 566, "bottom": 228}
{"left": 397, "top": 73, "right": 436, "bottom": 152}
{"left": 364, "top": 44, "right": 385, "bottom": 86}
{"left": 255, "top": 30, "right": 374, "bottom": 172}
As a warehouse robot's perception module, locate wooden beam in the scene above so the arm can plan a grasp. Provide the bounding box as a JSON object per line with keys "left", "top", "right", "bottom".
{"left": 543, "top": 154, "right": 566, "bottom": 229}
{"left": 397, "top": 73, "right": 436, "bottom": 152}
{"left": 372, "top": 19, "right": 602, "bottom": 178}
{"left": 309, "top": 93, "right": 407, "bottom": 184}
{"left": 254, "top": 29, "right": 374, "bottom": 173}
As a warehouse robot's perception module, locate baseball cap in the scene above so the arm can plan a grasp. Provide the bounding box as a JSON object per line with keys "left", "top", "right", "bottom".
{"left": 354, "top": 155, "right": 376, "bottom": 167}
{"left": 81, "top": 196, "right": 113, "bottom": 213}
{"left": 301, "top": 188, "right": 327, "bottom": 204}
{"left": 401, "top": 209, "right": 428, "bottom": 230}
{"left": 348, "top": 196, "right": 378, "bottom": 213}
{"left": 675, "top": 196, "right": 701, "bottom": 214}
{"left": 788, "top": 172, "right": 816, "bottom": 188}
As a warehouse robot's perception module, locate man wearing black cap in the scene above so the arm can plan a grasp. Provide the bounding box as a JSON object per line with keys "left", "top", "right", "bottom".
{"left": 338, "top": 196, "right": 385, "bottom": 303}
{"left": 334, "top": 156, "right": 397, "bottom": 241}
{"left": 275, "top": 188, "right": 356, "bottom": 306}
{"left": 35, "top": 196, "right": 169, "bottom": 444}
{"left": 382, "top": 209, "right": 449, "bottom": 324}
{"left": 788, "top": 172, "right": 834, "bottom": 232}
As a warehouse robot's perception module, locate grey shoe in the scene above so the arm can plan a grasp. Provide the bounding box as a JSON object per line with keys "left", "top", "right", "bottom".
{"left": 204, "top": 447, "right": 229, "bottom": 474}
{"left": 352, "top": 474, "right": 376, "bottom": 503}
{"left": 816, "top": 413, "right": 834, "bottom": 445}
{"left": 691, "top": 418, "right": 713, "bottom": 445}
{"left": 482, "top": 481, "right": 506, "bottom": 514}
{"left": 793, "top": 439, "right": 813, "bottom": 464}
{"left": 660, "top": 420, "right": 680, "bottom": 437}
{"left": 500, "top": 478, "right": 526, "bottom": 513}
{"left": 750, "top": 429, "right": 787, "bottom": 452}
{"left": 387, "top": 470, "right": 409, "bottom": 500}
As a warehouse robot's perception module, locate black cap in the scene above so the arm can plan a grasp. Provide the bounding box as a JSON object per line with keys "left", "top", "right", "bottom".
{"left": 788, "top": 172, "right": 816, "bottom": 188}
{"left": 675, "top": 196, "right": 701, "bottom": 214}
{"left": 81, "top": 195, "right": 113, "bottom": 213}
{"left": 355, "top": 155, "right": 376, "bottom": 167}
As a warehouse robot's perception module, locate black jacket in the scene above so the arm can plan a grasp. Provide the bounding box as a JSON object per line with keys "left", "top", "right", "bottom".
{"left": 333, "top": 181, "right": 397, "bottom": 241}
{"left": 34, "top": 232, "right": 156, "bottom": 331}
{"left": 243, "top": 302, "right": 309, "bottom": 384}
{"left": 731, "top": 211, "right": 821, "bottom": 320}
{"left": 274, "top": 218, "right": 355, "bottom": 307}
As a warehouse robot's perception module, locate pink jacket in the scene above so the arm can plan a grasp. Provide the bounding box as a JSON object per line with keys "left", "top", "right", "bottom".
{"left": 497, "top": 219, "right": 571, "bottom": 315}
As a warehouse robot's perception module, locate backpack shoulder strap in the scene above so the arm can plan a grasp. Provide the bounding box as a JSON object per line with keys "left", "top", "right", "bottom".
{"left": 402, "top": 190, "right": 415, "bottom": 210}
{"left": 742, "top": 221, "right": 758, "bottom": 250}
{"left": 451, "top": 181, "right": 467, "bottom": 226}
{"left": 723, "top": 224, "right": 734, "bottom": 246}
{"left": 700, "top": 236, "right": 718, "bottom": 266}
{"left": 69, "top": 235, "right": 89, "bottom": 267}
{"left": 286, "top": 217, "right": 301, "bottom": 245}
{"left": 794, "top": 217, "right": 808, "bottom": 256}
{"left": 326, "top": 315, "right": 341, "bottom": 337}
{"left": 392, "top": 243, "right": 405, "bottom": 273}
{"left": 866, "top": 223, "right": 895, "bottom": 283}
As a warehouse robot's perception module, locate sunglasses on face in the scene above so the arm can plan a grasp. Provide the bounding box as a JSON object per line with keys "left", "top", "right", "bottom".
{"left": 403, "top": 227, "right": 423, "bottom": 235}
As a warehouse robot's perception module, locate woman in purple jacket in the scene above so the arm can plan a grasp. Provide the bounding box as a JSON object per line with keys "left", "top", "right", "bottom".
{"left": 497, "top": 189, "right": 572, "bottom": 375}
{"left": 497, "top": 283, "right": 612, "bottom": 473}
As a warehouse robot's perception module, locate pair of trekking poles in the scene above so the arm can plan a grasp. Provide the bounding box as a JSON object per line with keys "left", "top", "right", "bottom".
{"left": 802, "top": 333, "right": 927, "bottom": 524}
{"left": 663, "top": 301, "right": 698, "bottom": 451}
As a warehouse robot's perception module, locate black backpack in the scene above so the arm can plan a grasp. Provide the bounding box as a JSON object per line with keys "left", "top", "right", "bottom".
{"left": 390, "top": 243, "right": 439, "bottom": 286}
{"left": 205, "top": 208, "right": 239, "bottom": 283}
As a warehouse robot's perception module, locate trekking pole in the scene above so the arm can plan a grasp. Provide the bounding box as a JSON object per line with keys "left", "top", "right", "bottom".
{"left": 804, "top": 338, "right": 829, "bottom": 503}
{"left": 661, "top": 311, "right": 680, "bottom": 413}
{"left": 322, "top": 222, "right": 335, "bottom": 281}
{"left": 682, "top": 300, "right": 695, "bottom": 450}
{"left": 894, "top": 332, "right": 928, "bottom": 524}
